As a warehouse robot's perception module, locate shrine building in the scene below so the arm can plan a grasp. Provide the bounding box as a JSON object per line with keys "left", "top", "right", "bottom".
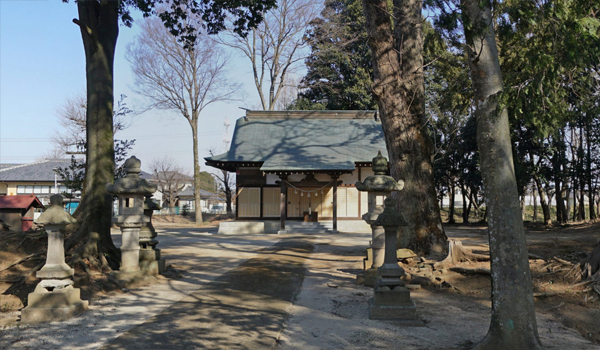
{"left": 205, "top": 110, "right": 387, "bottom": 234}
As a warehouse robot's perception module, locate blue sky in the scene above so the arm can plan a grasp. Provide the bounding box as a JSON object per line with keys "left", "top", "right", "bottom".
{"left": 0, "top": 0, "right": 275, "bottom": 174}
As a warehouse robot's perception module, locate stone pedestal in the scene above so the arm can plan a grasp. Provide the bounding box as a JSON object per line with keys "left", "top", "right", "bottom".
{"left": 358, "top": 222, "right": 385, "bottom": 286}
{"left": 369, "top": 264, "right": 420, "bottom": 323}
{"left": 21, "top": 282, "right": 88, "bottom": 323}
{"left": 369, "top": 197, "right": 423, "bottom": 325}
{"left": 120, "top": 225, "right": 142, "bottom": 272}
{"left": 21, "top": 195, "right": 88, "bottom": 324}
{"left": 37, "top": 224, "right": 75, "bottom": 279}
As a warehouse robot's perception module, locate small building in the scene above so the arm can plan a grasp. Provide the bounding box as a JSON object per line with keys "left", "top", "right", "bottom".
{"left": 0, "top": 194, "right": 45, "bottom": 231}
{"left": 177, "top": 188, "right": 226, "bottom": 213}
{"left": 205, "top": 110, "right": 387, "bottom": 233}
{"left": 0, "top": 159, "right": 74, "bottom": 206}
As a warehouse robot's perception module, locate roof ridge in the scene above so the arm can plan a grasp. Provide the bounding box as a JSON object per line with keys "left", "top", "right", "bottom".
{"left": 244, "top": 110, "right": 378, "bottom": 119}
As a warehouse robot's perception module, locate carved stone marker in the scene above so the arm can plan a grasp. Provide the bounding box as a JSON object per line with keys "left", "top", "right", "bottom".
{"left": 369, "top": 197, "right": 422, "bottom": 325}
{"left": 21, "top": 194, "right": 88, "bottom": 323}
{"left": 355, "top": 151, "right": 403, "bottom": 287}
{"left": 107, "top": 156, "right": 157, "bottom": 281}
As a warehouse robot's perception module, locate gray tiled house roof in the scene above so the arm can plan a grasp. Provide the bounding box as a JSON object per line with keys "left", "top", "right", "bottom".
{"left": 178, "top": 188, "right": 224, "bottom": 201}
{"left": 0, "top": 159, "right": 72, "bottom": 182}
{"left": 205, "top": 110, "right": 387, "bottom": 172}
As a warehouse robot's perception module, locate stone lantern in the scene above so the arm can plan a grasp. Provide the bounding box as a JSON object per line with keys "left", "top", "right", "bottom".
{"left": 369, "top": 197, "right": 422, "bottom": 324}
{"left": 139, "top": 195, "right": 165, "bottom": 275}
{"left": 355, "top": 151, "right": 403, "bottom": 287}
{"left": 21, "top": 194, "right": 88, "bottom": 323}
{"left": 107, "top": 156, "right": 157, "bottom": 276}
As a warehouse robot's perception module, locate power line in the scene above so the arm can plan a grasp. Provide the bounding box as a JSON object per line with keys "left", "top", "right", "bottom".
{"left": 0, "top": 131, "right": 221, "bottom": 143}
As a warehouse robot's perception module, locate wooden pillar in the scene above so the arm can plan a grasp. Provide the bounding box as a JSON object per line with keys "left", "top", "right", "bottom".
{"left": 279, "top": 175, "right": 287, "bottom": 234}
{"left": 332, "top": 175, "right": 338, "bottom": 232}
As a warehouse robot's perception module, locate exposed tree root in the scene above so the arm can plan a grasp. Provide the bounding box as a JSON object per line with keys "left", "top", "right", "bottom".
{"left": 440, "top": 239, "right": 490, "bottom": 265}
{"left": 449, "top": 267, "right": 491, "bottom": 275}
{"left": 3, "top": 261, "right": 45, "bottom": 297}
{"left": 528, "top": 253, "right": 545, "bottom": 260}
{"left": 581, "top": 243, "right": 600, "bottom": 280}
{"left": 65, "top": 216, "right": 120, "bottom": 272}
{"left": 0, "top": 253, "right": 44, "bottom": 272}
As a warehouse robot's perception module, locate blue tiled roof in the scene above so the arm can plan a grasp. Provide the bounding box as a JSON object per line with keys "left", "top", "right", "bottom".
{"left": 206, "top": 110, "right": 387, "bottom": 171}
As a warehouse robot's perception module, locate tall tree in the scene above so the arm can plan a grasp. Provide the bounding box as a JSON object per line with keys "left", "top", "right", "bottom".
{"left": 362, "top": 0, "right": 447, "bottom": 254}
{"left": 149, "top": 156, "right": 189, "bottom": 210}
{"left": 218, "top": 0, "right": 320, "bottom": 110}
{"left": 127, "top": 15, "right": 239, "bottom": 225}
{"left": 66, "top": 0, "right": 122, "bottom": 268}
{"left": 497, "top": 0, "right": 600, "bottom": 224}
{"left": 424, "top": 23, "right": 473, "bottom": 224}
{"left": 64, "top": 0, "right": 276, "bottom": 269}
{"left": 461, "top": 0, "right": 541, "bottom": 348}
{"left": 295, "top": 0, "right": 376, "bottom": 110}
{"left": 209, "top": 149, "right": 235, "bottom": 214}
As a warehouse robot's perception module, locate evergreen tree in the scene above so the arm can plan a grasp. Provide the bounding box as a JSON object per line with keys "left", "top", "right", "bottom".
{"left": 294, "top": 0, "right": 375, "bottom": 110}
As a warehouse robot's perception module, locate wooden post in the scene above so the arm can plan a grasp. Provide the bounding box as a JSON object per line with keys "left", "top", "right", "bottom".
{"left": 279, "top": 175, "right": 287, "bottom": 234}
{"left": 332, "top": 175, "right": 338, "bottom": 232}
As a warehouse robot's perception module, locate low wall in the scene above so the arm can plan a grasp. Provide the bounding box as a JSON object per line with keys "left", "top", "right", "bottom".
{"left": 264, "top": 221, "right": 280, "bottom": 233}
{"left": 218, "top": 221, "right": 265, "bottom": 235}
{"left": 336, "top": 220, "right": 371, "bottom": 233}
{"left": 218, "top": 220, "right": 371, "bottom": 234}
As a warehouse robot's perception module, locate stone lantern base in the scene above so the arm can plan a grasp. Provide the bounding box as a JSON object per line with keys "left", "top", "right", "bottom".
{"left": 139, "top": 249, "right": 166, "bottom": 276}
{"left": 369, "top": 287, "right": 422, "bottom": 325}
{"left": 357, "top": 267, "right": 379, "bottom": 287}
{"left": 368, "top": 266, "right": 423, "bottom": 326}
{"left": 21, "top": 282, "right": 88, "bottom": 324}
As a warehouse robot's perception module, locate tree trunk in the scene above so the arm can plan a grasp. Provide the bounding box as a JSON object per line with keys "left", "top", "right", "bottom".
{"left": 566, "top": 185, "right": 572, "bottom": 221}
{"left": 520, "top": 195, "right": 526, "bottom": 221}
{"left": 462, "top": 1, "right": 542, "bottom": 349}
{"left": 448, "top": 180, "right": 456, "bottom": 224}
{"left": 532, "top": 182, "right": 538, "bottom": 222}
{"left": 66, "top": 0, "right": 120, "bottom": 270}
{"left": 586, "top": 122, "right": 596, "bottom": 220}
{"left": 223, "top": 171, "right": 233, "bottom": 214}
{"left": 554, "top": 136, "right": 568, "bottom": 223}
{"left": 466, "top": 190, "right": 474, "bottom": 221}
{"left": 362, "top": 0, "right": 447, "bottom": 255}
{"left": 191, "top": 120, "right": 204, "bottom": 225}
{"left": 461, "top": 183, "right": 469, "bottom": 224}
{"left": 533, "top": 175, "right": 552, "bottom": 226}
{"left": 578, "top": 125, "right": 586, "bottom": 221}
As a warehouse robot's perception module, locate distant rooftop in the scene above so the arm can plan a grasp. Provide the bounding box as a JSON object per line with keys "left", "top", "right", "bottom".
{"left": 0, "top": 163, "right": 20, "bottom": 171}
{"left": 178, "top": 188, "right": 224, "bottom": 201}
{"left": 0, "top": 159, "right": 72, "bottom": 182}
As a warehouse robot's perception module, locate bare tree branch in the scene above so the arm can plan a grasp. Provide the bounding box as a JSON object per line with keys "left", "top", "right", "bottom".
{"left": 149, "top": 156, "right": 189, "bottom": 210}
{"left": 126, "top": 14, "right": 240, "bottom": 225}
{"left": 216, "top": 0, "right": 321, "bottom": 110}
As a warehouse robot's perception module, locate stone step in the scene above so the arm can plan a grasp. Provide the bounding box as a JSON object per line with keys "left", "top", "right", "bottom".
{"left": 282, "top": 222, "right": 335, "bottom": 233}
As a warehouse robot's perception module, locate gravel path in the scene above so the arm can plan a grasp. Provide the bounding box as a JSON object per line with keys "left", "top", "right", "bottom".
{"left": 0, "top": 227, "right": 598, "bottom": 350}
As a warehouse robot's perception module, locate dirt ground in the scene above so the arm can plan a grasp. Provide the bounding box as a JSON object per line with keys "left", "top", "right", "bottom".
{"left": 0, "top": 220, "right": 599, "bottom": 347}
{"left": 435, "top": 222, "right": 600, "bottom": 345}
{"left": 151, "top": 213, "right": 234, "bottom": 226}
